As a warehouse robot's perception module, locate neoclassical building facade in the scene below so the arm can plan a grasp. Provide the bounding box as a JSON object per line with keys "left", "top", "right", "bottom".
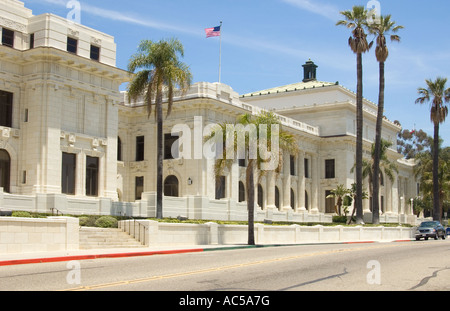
{"left": 0, "top": 0, "right": 419, "bottom": 224}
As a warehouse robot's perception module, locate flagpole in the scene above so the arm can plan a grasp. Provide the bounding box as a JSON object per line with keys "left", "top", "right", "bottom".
{"left": 218, "top": 21, "right": 222, "bottom": 84}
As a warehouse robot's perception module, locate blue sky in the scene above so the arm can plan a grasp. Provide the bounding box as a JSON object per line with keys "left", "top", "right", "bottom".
{"left": 23, "top": 0, "right": 450, "bottom": 147}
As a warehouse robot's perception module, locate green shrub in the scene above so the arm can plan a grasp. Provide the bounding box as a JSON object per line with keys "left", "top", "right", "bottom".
{"left": 12, "top": 211, "right": 32, "bottom": 218}
{"left": 332, "top": 216, "right": 347, "bottom": 223}
{"left": 94, "top": 216, "right": 118, "bottom": 228}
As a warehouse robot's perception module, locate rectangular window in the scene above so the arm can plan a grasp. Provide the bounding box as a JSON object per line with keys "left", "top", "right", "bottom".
{"left": 90, "top": 45, "right": 100, "bottom": 61}
{"left": 86, "top": 156, "right": 99, "bottom": 197}
{"left": 29, "top": 33, "right": 35, "bottom": 49}
{"left": 304, "top": 158, "right": 309, "bottom": 178}
{"left": 62, "top": 153, "right": 76, "bottom": 195}
{"left": 325, "top": 159, "right": 335, "bottom": 179}
{"left": 136, "top": 136, "right": 145, "bottom": 161}
{"left": 164, "top": 133, "right": 179, "bottom": 160}
{"left": 135, "top": 176, "right": 144, "bottom": 200}
{"left": 0, "top": 90, "right": 13, "bottom": 128}
{"left": 290, "top": 155, "right": 296, "bottom": 176}
{"left": 67, "top": 37, "right": 78, "bottom": 54}
{"left": 215, "top": 176, "right": 226, "bottom": 200}
{"left": 2, "top": 28, "right": 14, "bottom": 48}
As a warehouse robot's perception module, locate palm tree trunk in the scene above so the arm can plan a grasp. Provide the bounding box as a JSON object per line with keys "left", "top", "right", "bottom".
{"left": 247, "top": 160, "right": 255, "bottom": 245}
{"left": 156, "top": 91, "right": 164, "bottom": 219}
{"left": 372, "top": 61, "right": 385, "bottom": 225}
{"left": 432, "top": 122, "right": 440, "bottom": 221}
{"left": 355, "top": 52, "right": 364, "bottom": 224}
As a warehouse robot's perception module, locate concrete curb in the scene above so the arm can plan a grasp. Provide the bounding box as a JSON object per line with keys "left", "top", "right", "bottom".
{"left": 0, "top": 239, "right": 414, "bottom": 267}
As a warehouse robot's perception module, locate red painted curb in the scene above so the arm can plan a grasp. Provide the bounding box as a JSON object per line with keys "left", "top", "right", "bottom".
{"left": 0, "top": 248, "right": 205, "bottom": 267}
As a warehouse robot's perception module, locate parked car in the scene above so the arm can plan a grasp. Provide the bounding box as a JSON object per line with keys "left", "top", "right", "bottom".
{"left": 415, "top": 221, "right": 446, "bottom": 240}
{"left": 446, "top": 227, "right": 450, "bottom": 237}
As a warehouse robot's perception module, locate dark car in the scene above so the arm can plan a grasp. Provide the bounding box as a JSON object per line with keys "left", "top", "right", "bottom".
{"left": 415, "top": 221, "right": 446, "bottom": 240}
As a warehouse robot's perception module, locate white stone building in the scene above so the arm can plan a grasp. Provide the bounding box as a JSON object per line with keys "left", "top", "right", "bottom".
{"left": 0, "top": 0, "right": 419, "bottom": 224}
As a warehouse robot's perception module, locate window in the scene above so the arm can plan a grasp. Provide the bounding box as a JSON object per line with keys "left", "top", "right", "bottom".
{"left": 67, "top": 37, "right": 78, "bottom": 54}
{"left": 62, "top": 153, "right": 76, "bottom": 195}
{"left": 117, "top": 137, "right": 122, "bottom": 161}
{"left": 2, "top": 28, "right": 14, "bottom": 48}
{"left": 238, "top": 182, "right": 245, "bottom": 202}
{"left": 0, "top": 90, "right": 13, "bottom": 128}
{"left": 215, "top": 176, "right": 226, "bottom": 200}
{"left": 325, "top": 190, "right": 335, "bottom": 213}
{"left": 29, "top": 33, "right": 35, "bottom": 49}
{"left": 290, "top": 189, "right": 295, "bottom": 209}
{"left": 0, "top": 149, "right": 11, "bottom": 193}
{"left": 86, "top": 156, "right": 99, "bottom": 196}
{"left": 164, "top": 175, "right": 179, "bottom": 197}
{"left": 136, "top": 136, "right": 144, "bottom": 161}
{"left": 164, "top": 133, "right": 179, "bottom": 160}
{"left": 305, "top": 191, "right": 309, "bottom": 209}
{"left": 325, "top": 159, "right": 335, "bottom": 179}
{"left": 90, "top": 45, "right": 100, "bottom": 61}
{"left": 135, "top": 176, "right": 144, "bottom": 200}
{"left": 275, "top": 186, "right": 280, "bottom": 209}
{"left": 304, "top": 158, "right": 309, "bottom": 178}
{"left": 258, "top": 184, "right": 264, "bottom": 209}
{"left": 290, "top": 155, "right": 296, "bottom": 176}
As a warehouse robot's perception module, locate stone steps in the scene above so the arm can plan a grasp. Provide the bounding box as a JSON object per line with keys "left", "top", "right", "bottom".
{"left": 79, "top": 227, "right": 145, "bottom": 249}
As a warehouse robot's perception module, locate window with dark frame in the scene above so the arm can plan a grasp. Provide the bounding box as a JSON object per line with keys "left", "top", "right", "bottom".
{"left": 290, "top": 155, "right": 296, "bottom": 176}
{"left": 0, "top": 90, "right": 13, "bottom": 128}
{"left": 304, "top": 158, "right": 309, "bottom": 178}
{"left": 86, "top": 156, "right": 99, "bottom": 197}
{"left": 29, "top": 33, "right": 35, "bottom": 49}
{"left": 238, "top": 182, "right": 245, "bottom": 202}
{"left": 61, "top": 153, "right": 76, "bottom": 195}
{"left": 2, "top": 28, "right": 14, "bottom": 48}
{"left": 0, "top": 149, "right": 11, "bottom": 193}
{"left": 215, "top": 176, "right": 226, "bottom": 200}
{"left": 258, "top": 184, "right": 264, "bottom": 209}
{"left": 136, "top": 136, "right": 144, "bottom": 161}
{"left": 90, "top": 45, "right": 100, "bottom": 61}
{"left": 135, "top": 176, "right": 144, "bottom": 200}
{"left": 67, "top": 37, "right": 78, "bottom": 54}
{"left": 164, "top": 175, "right": 179, "bottom": 197}
{"left": 325, "top": 159, "right": 335, "bottom": 179}
{"left": 164, "top": 133, "right": 179, "bottom": 160}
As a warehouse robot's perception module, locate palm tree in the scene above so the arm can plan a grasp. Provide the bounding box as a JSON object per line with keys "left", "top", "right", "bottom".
{"left": 127, "top": 38, "right": 192, "bottom": 219}
{"left": 337, "top": 6, "right": 373, "bottom": 224}
{"left": 368, "top": 15, "right": 403, "bottom": 224}
{"left": 326, "top": 184, "right": 351, "bottom": 216}
{"left": 415, "top": 78, "right": 450, "bottom": 221}
{"left": 206, "top": 111, "right": 298, "bottom": 245}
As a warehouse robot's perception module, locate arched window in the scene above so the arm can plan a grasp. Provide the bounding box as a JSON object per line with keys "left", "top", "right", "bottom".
{"left": 275, "top": 186, "right": 280, "bottom": 209}
{"left": 257, "top": 184, "right": 264, "bottom": 210}
{"left": 238, "top": 181, "right": 245, "bottom": 203}
{"left": 0, "top": 149, "right": 10, "bottom": 193}
{"left": 164, "top": 175, "right": 179, "bottom": 197}
{"left": 380, "top": 172, "right": 384, "bottom": 186}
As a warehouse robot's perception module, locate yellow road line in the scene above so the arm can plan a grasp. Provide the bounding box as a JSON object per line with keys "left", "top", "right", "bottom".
{"left": 62, "top": 243, "right": 398, "bottom": 291}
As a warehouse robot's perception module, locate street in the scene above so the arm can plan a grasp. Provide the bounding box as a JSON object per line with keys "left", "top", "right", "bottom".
{"left": 0, "top": 240, "right": 449, "bottom": 293}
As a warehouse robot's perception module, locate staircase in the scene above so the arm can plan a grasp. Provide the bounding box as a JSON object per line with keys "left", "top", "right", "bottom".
{"left": 79, "top": 227, "right": 146, "bottom": 249}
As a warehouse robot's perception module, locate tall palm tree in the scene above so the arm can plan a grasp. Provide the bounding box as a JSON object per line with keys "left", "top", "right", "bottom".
{"left": 368, "top": 15, "right": 403, "bottom": 224}
{"left": 206, "top": 111, "right": 298, "bottom": 245}
{"left": 127, "top": 38, "right": 192, "bottom": 219}
{"left": 415, "top": 78, "right": 450, "bottom": 221}
{"left": 354, "top": 139, "right": 398, "bottom": 214}
{"left": 337, "top": 6, "right": 373, "bottom": 224}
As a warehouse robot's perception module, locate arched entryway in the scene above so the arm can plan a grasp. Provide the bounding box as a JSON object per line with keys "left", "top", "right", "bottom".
{"left": 0, "top": 149, "right": 10, "bottom": 193}
{"left": 164, "top": 175, "right": 179, "bottom": 197}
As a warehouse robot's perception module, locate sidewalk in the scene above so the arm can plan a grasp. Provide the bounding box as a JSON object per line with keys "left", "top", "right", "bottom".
{"left": 0, "top": 239, "right": 414, "bottom": 267}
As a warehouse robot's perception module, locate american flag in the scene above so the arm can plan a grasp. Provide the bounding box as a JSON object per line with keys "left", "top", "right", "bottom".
{"left": 205, "top": 25, "right": 221, "bottom": 38}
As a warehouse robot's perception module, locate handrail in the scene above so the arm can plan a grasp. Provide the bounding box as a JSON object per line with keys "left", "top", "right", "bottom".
{"left": 119, "top": 214, "right": 149, "bottom": 246}
{"left": 50, "top": 207, "right": 63, "bottom": 216}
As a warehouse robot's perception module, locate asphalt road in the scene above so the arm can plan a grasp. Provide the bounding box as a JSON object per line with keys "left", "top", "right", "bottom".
{"left": 1, "top": 240, "right": 449, "bottom": 294}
